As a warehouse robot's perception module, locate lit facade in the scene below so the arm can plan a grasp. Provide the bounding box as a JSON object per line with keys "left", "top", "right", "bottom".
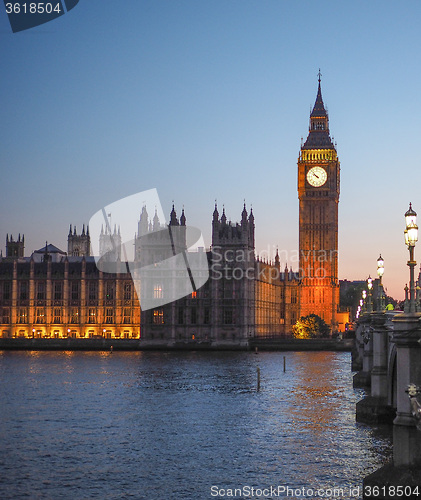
{"left": 298, "top": 75, "right": 340, "bottom": 330}
{"left": 0, "top": 244, "right": 140, "bottom": 340}
{"left": 0, "top": 205, "right": 299, "bottom": 344}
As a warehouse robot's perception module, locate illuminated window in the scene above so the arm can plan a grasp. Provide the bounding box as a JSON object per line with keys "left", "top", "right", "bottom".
{"left": 18, "top": 308, "right": 28, "bottom": 324}
{"left": 88, "top": 308, "right": 96, "bottom": 324}
{"left": 123, "top": 308, "right": 131, "bottom": 324}
{"left": 2, "top": 308, "right": 10, "bottom": 324}
{"left": 124, "top": 283, "right": 132, "bottom": 300}
{"left": 153, "top": 309, "right": 164, "bottom": 324}
{"left": 36, "top": 308, "right": 45, "bottom": 324}
{"left": 153, "top": 285, "right": 163, "bottom": 299}
{"left": 105, "top": 308, "right": 114, "bottom": 324}
{"left": 70, "top": 308, "right": 79, "bottom": 324}
{"left": 191, "top": 291, "right": 197, "bottom": 299}
{"left": 53, "top": 308, "right": 61, "bottom": 324}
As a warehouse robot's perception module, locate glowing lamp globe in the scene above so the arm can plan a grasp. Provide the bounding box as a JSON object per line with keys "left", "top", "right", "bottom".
{"left": 405, "top": 203, "right": 418, "bottom": 247}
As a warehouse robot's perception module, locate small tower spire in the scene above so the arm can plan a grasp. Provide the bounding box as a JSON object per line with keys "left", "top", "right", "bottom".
{"left": 180, "top": 208, "right": 186, "bottom": 226}
{"left": 153, "top": 208, "right": 160, "bottom": 230}
{"left": 169, "top": 204, "right": 179, "bottom": 226}
{"left": 213, "top": 201, "right": 219, "bottom": 222}
{"left": 302, "top": 71, "right": 334, "bottom": 149}
{"left": 221, "top": 206, "right": 227, "bottom": 224}
{"left": 310, "top": 71, "right": 327, "bottom": 118}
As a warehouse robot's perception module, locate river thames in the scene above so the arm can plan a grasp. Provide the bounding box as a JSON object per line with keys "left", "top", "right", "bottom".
{"left": 0, "top": 351, "right": 392, "bottom": 499}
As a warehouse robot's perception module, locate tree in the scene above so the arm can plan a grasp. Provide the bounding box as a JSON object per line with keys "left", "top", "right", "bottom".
{"left": 292, "top": 314, "right": 330, "bottom": 339}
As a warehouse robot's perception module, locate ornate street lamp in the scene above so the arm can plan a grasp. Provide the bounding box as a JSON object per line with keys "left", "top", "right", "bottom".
{"left": 404, "top": 203, "right": 418, "bottom": 313}
{"left": 377, "top": 255, "right": 385, "bottom": 310}
{"left": 367, "top": 275, "right": 373, "bottom": 313}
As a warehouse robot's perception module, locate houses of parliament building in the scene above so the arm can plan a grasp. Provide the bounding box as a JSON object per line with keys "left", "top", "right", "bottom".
{"left": 0, "top": 78, "right": 348, "bottom": 346}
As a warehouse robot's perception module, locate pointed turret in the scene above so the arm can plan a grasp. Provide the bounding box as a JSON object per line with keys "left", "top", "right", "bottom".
{"left": 180, "top": 208, "right": 186, "bottom": 226}
{"left": 241, "top": 202, "right": 248, "bottom": 225}
{"left": 69, "top": 224, "right": 72, "bottom": 236}
{"left": 221, "top": 207, "right": 227, "bottom": 225}
{"left": 302, "top": 70, "right": 334, "bottom": 150}
{"left": 169, "top": 204, "right": 179, "bottom": 226}
{"left": 310, "top": 73, "right": 327, "bottom": 118}
{"left": 153, "top": 208, "right": 160, "bottom": 231}
{"left": 213, "top": 202, "right": 219, "bottom": 223}
{"left": 275, "top": 248, "right": 280, "bottom": 271}
{"left": 138, "top": 205, "right": 149, "bottom": 236}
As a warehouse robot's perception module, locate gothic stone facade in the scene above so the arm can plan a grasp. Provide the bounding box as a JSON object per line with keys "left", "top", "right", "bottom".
{"left": 0, "top": 205, "right": 299, "bottom": 344}
{"left": 0, "top": 256, "right": 140, "bottom": 340}
{"left": 298, "top": 77, "right": 340, "bottom": 330}
{"left": 139, "top": 204, "right": 299, "bottom": 347}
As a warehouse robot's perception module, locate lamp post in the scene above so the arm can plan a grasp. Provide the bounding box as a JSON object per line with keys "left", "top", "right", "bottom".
{"left": 377, "top": 255, "right": 385, "bottom": 311}
{"left": 404, "top": 203, "right": 418, "bottom": 313}
{"left": 367, "top": 275, "right": 373, "bottom": 313}
{"left": 362, "top": 290, "right": 367, "bottom": 313}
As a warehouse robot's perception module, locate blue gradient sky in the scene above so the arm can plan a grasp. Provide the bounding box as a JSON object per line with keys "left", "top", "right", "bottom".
{"left": 1, "top": 0, "right": 421, "bottom": 299}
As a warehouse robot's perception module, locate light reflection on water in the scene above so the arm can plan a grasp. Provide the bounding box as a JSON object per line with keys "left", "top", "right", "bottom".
{"left": 0, "top": 351, "right": 391, "bottom": 499}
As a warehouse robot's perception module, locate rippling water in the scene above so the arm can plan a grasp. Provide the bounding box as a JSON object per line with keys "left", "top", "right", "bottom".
{"left": 0, "top": 351, "right": 392, "bottom": 499}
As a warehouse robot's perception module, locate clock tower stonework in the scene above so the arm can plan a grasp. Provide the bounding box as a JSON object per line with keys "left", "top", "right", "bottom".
{"left": 298, "top": 75, "right": 340, "bottom": 332}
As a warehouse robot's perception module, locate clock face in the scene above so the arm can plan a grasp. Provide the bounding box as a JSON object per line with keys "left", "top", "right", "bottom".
{"left": 307, "top": 166, "right": 327, "bottom": 187}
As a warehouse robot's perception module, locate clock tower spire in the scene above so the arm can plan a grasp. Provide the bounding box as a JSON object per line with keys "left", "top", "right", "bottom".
{"left": 297, "top": 73, "right": 340, "bottom": 333}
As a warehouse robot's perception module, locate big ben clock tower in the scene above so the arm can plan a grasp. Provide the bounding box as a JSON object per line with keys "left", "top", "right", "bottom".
{"left": 298, "top": 72, "right": 340, "bottom": 332}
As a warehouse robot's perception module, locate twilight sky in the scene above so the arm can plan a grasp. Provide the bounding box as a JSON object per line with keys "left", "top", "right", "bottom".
{"left": 1, "top": 0, "right": 421, "bottom": 300}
